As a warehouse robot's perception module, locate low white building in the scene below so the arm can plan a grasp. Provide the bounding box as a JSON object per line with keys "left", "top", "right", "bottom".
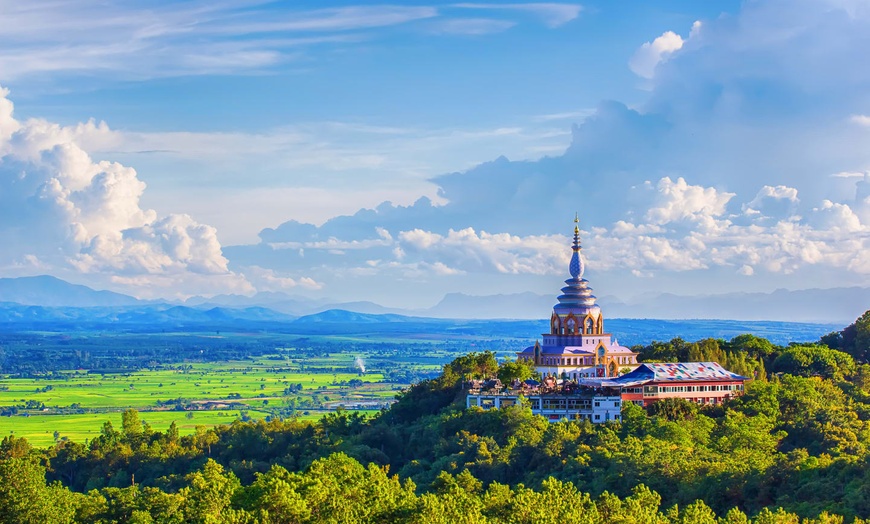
{"left": 466, "top": 387, "right": 622, "bottom": 423}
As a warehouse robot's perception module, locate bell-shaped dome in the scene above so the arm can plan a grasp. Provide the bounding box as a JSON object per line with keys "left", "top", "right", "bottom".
{"left": 552, "top": 216, "right": 601, "bottom": 321}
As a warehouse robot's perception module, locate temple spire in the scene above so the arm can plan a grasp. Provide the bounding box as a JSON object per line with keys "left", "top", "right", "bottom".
{"left": 569, "top": 214, "right": 584, "bottom": 278}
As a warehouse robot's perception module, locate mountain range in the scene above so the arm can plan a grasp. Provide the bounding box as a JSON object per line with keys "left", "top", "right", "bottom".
{"left": 0, "top": 275, "right": 866, "bottom": 324}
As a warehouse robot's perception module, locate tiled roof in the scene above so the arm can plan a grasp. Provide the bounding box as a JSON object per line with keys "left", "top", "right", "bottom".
{"left": 642, "top": 362, "right": 745, "bottom": 381}
{"left": 585, "top": 362, "right": 745, "bottom": 388}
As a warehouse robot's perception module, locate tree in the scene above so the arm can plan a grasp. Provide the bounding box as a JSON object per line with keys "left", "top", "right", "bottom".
{"left": 844, "top": 310, "right": 870, "bottom": 363}
{"left": 167, "top": 421, "right": 180, "bottom": 444}
{"left": 0, "top": 455, "right": 78, "bottom": 524}
{"left": 180, "top": 459, "right": 241, "bottom": 524}
{"left": 728, "top": 334, "right": 777, "bottom": 359}
{"left": 646, "top": 398, "right": 698, "bottom": 421}
{"left": 496, "top": 358, "right": 538, "bottom": 384}
{"left": 772, "top": 345, "right": 855, "bottom": 379}
{"left": 121, "top": 409, "right": 143, "bottom": 439}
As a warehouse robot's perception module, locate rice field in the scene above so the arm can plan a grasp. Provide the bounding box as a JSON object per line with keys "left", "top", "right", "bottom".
{"left": 0, "top": 354, "right": 404, "bottom": 447}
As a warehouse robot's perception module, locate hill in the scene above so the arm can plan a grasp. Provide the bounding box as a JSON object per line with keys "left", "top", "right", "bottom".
{"left": 0, "top": 275, "right": 141, "bottom": 307}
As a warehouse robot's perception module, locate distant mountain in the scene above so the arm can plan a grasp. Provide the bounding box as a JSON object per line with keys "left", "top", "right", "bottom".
{"left": 183, "top": 291, "right": 327, "bottom": 314}
{"left": 316, "top": 301, "right": 408, "bottom": 315}
{"left": 0, "top": 303, "right": 295, "bottom": 330}
{"left": 0, "top": 275, "right": 141, "bottom": 307}
{"left": 0, "top": 303, "right": 841, "bottom": 346}
{"left": 293, "top": 309, "right": 422, "bottom": 324}
{"left": 183, "top": 291, "right": 405, "bottom": 316}
{"left": 424, "top": 292, "right": 553, "bottom": 319}
{"left": 1, "top": 275, "right": 865, "bottom": 324}
{"left": 419, "top": 287, "right": 869, "bottom": 324}
{"left": 604, "top": 287, "right": 869, "bottom": 324}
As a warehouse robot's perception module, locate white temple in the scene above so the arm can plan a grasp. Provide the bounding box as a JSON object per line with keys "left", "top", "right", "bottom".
{"left": 517, "top": 216, "right": 639, "bottom": 379}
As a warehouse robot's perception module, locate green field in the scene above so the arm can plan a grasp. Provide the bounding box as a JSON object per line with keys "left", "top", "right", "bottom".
{"left": 0, "top": 352, "right": 415, "bottom": 447}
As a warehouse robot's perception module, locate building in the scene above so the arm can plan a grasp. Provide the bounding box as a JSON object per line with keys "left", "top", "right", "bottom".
{"left": 516, "top": 216, "right": 639, "bottom": 380}
{"left": 466, "top": 217, "right": 747, "bottom": 423}
{"left": 466, "top": 379, "right": 623, "bottom": 423}
{"left": 599, "top": 362, "right": 745, "bottom": 407}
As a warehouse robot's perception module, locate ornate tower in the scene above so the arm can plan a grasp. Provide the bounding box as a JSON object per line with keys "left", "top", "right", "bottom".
{"left": 548, "top": 214, "right": 604, "bottom": 340}
{"left": 518, "top": 215, "right": 638, "bottom": 380}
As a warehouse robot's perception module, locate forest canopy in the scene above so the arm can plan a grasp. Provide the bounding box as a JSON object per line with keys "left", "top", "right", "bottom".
{"left": 1, "top": 310, "right": 870, "bottom": 523}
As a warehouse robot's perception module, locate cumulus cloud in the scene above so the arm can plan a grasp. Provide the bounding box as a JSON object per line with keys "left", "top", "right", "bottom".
{"left": 629, "top": 29, "right": 686, "bottom": 79}
{"left": 583, "top": 178, "right": 870, "bottom": 276}
{"left": 742, "top": 185, "right": 800, "bottom": 218}
{"left": 644, "top": 177, "right": 735, "bottom": 228}
{"left": 0, "top": 87, "right": 281, "bottom": 298}
{"left": 238, "top": 174, "right": 870, "bottom": 286}
{"left": 851, "top": 115, "right": 870, "bottom": 126}
{"left": 397, "top": 227, "right": 570, "bottom": 275}
{"left": 136, "top": 0, "right": 870, "bottom": 304}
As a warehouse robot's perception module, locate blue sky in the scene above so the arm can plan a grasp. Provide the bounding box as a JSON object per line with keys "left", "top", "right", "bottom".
{"left": 1, "top": 0, "right": 869, "bottom": 309}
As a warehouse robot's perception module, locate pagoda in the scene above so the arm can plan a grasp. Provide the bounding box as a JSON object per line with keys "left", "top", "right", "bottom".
{"left": 517, "top": 215, "right": 638, "bottom": 379}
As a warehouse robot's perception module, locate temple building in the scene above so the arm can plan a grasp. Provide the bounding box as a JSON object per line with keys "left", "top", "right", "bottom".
{"left": 516, "top": 216, "right": 639, "bottom": 379}
{"left": 601, "top": 362, "right": 745, "bottom": 407}
{"left": 466, "top": 217, "right": 747, "bottom": 423}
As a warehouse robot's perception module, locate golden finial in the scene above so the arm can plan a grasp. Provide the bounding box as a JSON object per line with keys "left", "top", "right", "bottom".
{"left": 573, "top": 212, "right": 579, "bottom": 234}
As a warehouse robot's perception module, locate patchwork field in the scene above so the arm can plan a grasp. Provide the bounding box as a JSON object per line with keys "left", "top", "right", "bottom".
{"left": 0, "top": 350, "right": 436, "bottom": 447}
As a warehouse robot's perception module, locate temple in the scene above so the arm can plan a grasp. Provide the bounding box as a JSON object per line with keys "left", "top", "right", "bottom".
{"left": 516, "top": 215, "right": 639, "bottom": 379}
{"left": 466, "top": 216, "right": 746, "bottom": 423}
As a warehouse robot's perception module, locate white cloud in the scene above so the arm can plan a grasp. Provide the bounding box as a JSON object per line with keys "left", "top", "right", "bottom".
{"left": 743, "top": 185, "right": 800, "bottom": 218}
{"left": 0, "top": 4, "right": 439, "bottom": 80}
{"left": 268, "top": 235, "right": 394, "bottom": 251}
{"left": 0, "top": 3, "right": 581, "bottom": 80}
{"left": 231, "top": 0, "right": 870, "bottom": 305}
{"left": 242, "top": 266, "right": 323, "bottom": 290}
{"left": 809, "top": 199, "right": 864, "bottom": 232}
{"left": 429, "top": 18, "right": 516, "bottom": 35}
{"left": 584, "top": 178, "right": 870, "bottom": 276}
{"left": 362, "top": 260, "right": 467, "bottom": 278}
{"left": 532, "top": 109, "right": 594, "bottom": 122}
{"left": 850, "top": 114, "right": 870, "bottom": 126}
{"left": 0, "top": 86, "right": 260, "bottom": 298}
{"left": 398, "top": 227, "right": 567, "bottom": 275}
{"left": 452, "top": 3, "right": 582, "bottom": 27}
{"left": 644, "top": 177, "right": 735, "bottom": 226}
{"left": 629, "top": 30, "right": 686, "bottom": 79}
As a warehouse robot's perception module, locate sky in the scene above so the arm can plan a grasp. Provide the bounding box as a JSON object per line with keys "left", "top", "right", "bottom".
{"left": 1, "top": 0, "right": 869, "bottom": 309}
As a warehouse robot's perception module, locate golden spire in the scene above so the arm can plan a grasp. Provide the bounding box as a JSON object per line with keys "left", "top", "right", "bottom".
{"left": 574, "top": 212, "right": 579, "bottom": 235}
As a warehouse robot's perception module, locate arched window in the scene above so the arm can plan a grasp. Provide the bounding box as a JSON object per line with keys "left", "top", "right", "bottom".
{"left": 585, "top": 318, "right": 594, "bottom": 334}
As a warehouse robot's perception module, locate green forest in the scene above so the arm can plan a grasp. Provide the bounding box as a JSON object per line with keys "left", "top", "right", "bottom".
{"left": 1, "top": 310, "right": 869, "bottom": 524}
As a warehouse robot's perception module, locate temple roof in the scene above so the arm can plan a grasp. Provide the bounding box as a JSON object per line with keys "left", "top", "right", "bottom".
{"left": 518, "top": 343, "right": 637, "bottom": 356}
{"left": 585, "top": 362, "right": 746, "bottom": 387}
{"left": 553, "top": 216, "right": 600, "bottom": 317}
{"left": 641, "top": 362, "right": 746, "bottom": 381}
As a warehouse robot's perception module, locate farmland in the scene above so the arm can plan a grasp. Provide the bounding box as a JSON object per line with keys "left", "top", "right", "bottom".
{"left": 0, "top": 314, "right": 840, "bottom": 447}
{"left": 0, "top": 331, "right": 496, "bottom": 446}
